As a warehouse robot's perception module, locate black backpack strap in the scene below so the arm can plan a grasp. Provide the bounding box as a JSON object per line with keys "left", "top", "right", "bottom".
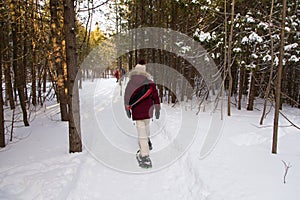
{"left": 127, "top": 84, "right": 152, "bottom": 110}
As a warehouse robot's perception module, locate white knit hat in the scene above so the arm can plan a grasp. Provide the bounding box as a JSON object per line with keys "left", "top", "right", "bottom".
{"left": 135, "top": 64, "right": 146, "bottom": 71}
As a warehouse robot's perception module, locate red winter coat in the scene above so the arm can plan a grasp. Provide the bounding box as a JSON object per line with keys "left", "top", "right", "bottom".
{"left": 114, "top": 70, "right": 120, "bottom": 80}
{"left": 124, "top": 70, "right": 160, "bottom": 120}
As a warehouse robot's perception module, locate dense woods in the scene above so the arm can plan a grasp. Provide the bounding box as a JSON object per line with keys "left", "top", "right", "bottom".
{"left": 0, "top": 0, "right": 90, "bottom": 150}
{"left": 0, "top": 0, "right": 299, "bottom": 153}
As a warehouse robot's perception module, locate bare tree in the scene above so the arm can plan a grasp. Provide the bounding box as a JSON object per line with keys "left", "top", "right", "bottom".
{"left": 237, "top": 64, "right": 245, "bottom": 110}
{"left": 30, "top": 0, "right": 37, "bottom": 106}
{"left": 0, "top": 77, "right": 4, "bottom": 148}
{"left": 50, "top": 0, "right": 69, "bottom": 121}
{"left": 227, "top": 0, "right": 235, "bottom": 116}
{"left": 0, "top": 21, "right": 5, "bottom": 147}
{"left": 247, "top": 70, "right": 256, "bottom": 111}
{"left": 260, "top": 0, "right": 275, "bottom": 125}
{"left": 10, "top": 0, "right": 29, "bottom": 126}
{"left": 63, "top": 0, "right": 82, "bottom": 153}
{"left": 222, "top": 0, "right": 228, "bottom": 119}
{"left": 272, "top": 0, "right": 287, "bottom": 154}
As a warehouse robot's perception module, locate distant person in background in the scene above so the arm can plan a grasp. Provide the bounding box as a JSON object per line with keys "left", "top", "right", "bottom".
{"left": 121, "top": 66, "right": 126, "bottom": 77}
{"left": 124, "top": 59, "right": 161, "bottom": 168}
{"left": 114, "top": 68, "right": 120, "bottom": 82}
{"left": 120, "top": 66, "right": 127, "bottom": 84}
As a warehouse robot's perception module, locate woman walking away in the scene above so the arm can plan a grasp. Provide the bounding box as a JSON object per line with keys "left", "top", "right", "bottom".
{"left": 114, "top": 68, "right": 120, "bottom": 82}
{"left": 124, "top": 59, "right": 160, "bottom": 169}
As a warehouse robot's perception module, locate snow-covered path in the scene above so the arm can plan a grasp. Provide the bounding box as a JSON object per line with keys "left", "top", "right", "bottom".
{"left": 0, "top": 78, "right": 212, "bottom": 199}
{"left": 79, "top": 78, "right": 212, "bottom": 173}
{"left": 0, "top": 101, "right": 210, "bottom": 200}
{"left": 0, "top": 78, "right": 300, "bottom": 200}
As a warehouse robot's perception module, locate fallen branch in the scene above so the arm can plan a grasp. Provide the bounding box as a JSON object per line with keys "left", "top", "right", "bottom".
{"left": 251, "top": 123, "right": 292, "bottom": 129}
{"left": 279, "top": 111, "right": 300, "bottom": 130}
{"left": 282, "top": 160, "right": 292, "bottom": 184}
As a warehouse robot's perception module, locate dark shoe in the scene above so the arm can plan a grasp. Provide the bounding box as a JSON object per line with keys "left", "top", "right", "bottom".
{"left": 136, "top": 152, "right": 152, "bottom": 169}
{"left": 148, "top": 138, "right": 153, "bottom": 151}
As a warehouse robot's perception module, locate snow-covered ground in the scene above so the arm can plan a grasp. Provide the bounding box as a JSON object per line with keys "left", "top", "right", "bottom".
{"left": 0, "top": 78, "right": 299, "bottom": 200}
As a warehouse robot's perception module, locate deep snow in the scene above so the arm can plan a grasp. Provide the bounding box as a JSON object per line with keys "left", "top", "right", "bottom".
{"left": 0, "top": 78, "right": 299, "bottom": 200}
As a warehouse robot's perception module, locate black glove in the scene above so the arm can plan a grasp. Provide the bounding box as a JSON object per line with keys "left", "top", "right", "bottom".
{"left": 155, "top": 110, "right": 160, "bottom": 119}
{"left": 126, "top": 109, "right": 131, "bottom": 118}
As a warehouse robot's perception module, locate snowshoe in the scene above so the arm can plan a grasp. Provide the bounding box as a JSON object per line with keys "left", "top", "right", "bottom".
{"left": 136, "top": 151, "right": 152, "bottom": 169}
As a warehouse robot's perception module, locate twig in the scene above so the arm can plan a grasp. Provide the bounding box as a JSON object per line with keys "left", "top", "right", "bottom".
{"left": 78, "top": 0, "right": 110, "bottom": 12}
{"left": 10, "top": 109, "right": 15, "bottom": 142}
{"left": 282, "top": 160, "right": 292, "bottom": 184}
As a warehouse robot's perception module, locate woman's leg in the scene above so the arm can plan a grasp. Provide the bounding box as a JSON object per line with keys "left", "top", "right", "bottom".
{"left": 136, "top": 119, "right": 150, "bottom": 156}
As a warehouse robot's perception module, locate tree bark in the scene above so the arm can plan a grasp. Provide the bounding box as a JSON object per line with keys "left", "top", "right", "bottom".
{"left": 22, "top": 2, "right": 29, "bottom": 102}
{"left": 50, "top": 0, "right": 69, "bottom": 121}
{"left": 2, "top": 9, "right": 15, "bottom": 110}
{"left": 227, "top": 0, "right": 235, "bottom": 116}
{"left": 272, "top": 0, "right": 287, "bottom": 154}
{"left": 260, "top": 0, "right": 275, "bottom": 125}
{"left": 237, "top": 65, "right": 245, "bottom": 110}
{"left": 222, "top": 0, "right": 227, "bottom": 120}
{"left": 30, "top": 0, "right": 37, "bottom": 106}
{"left": 0, "top": 21, "right": 6, "bottom": 148}
{"left": 0, "top": 72, "right": 5, "bottom": 147}
{"left": 247, "top": 70, "right": 255, "bottom": 111}
{"left": 63, "top": 0, "right": 82, "bottom": 153}
{"left": 11, "top": 0, "right": 29, "bottom": 126}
